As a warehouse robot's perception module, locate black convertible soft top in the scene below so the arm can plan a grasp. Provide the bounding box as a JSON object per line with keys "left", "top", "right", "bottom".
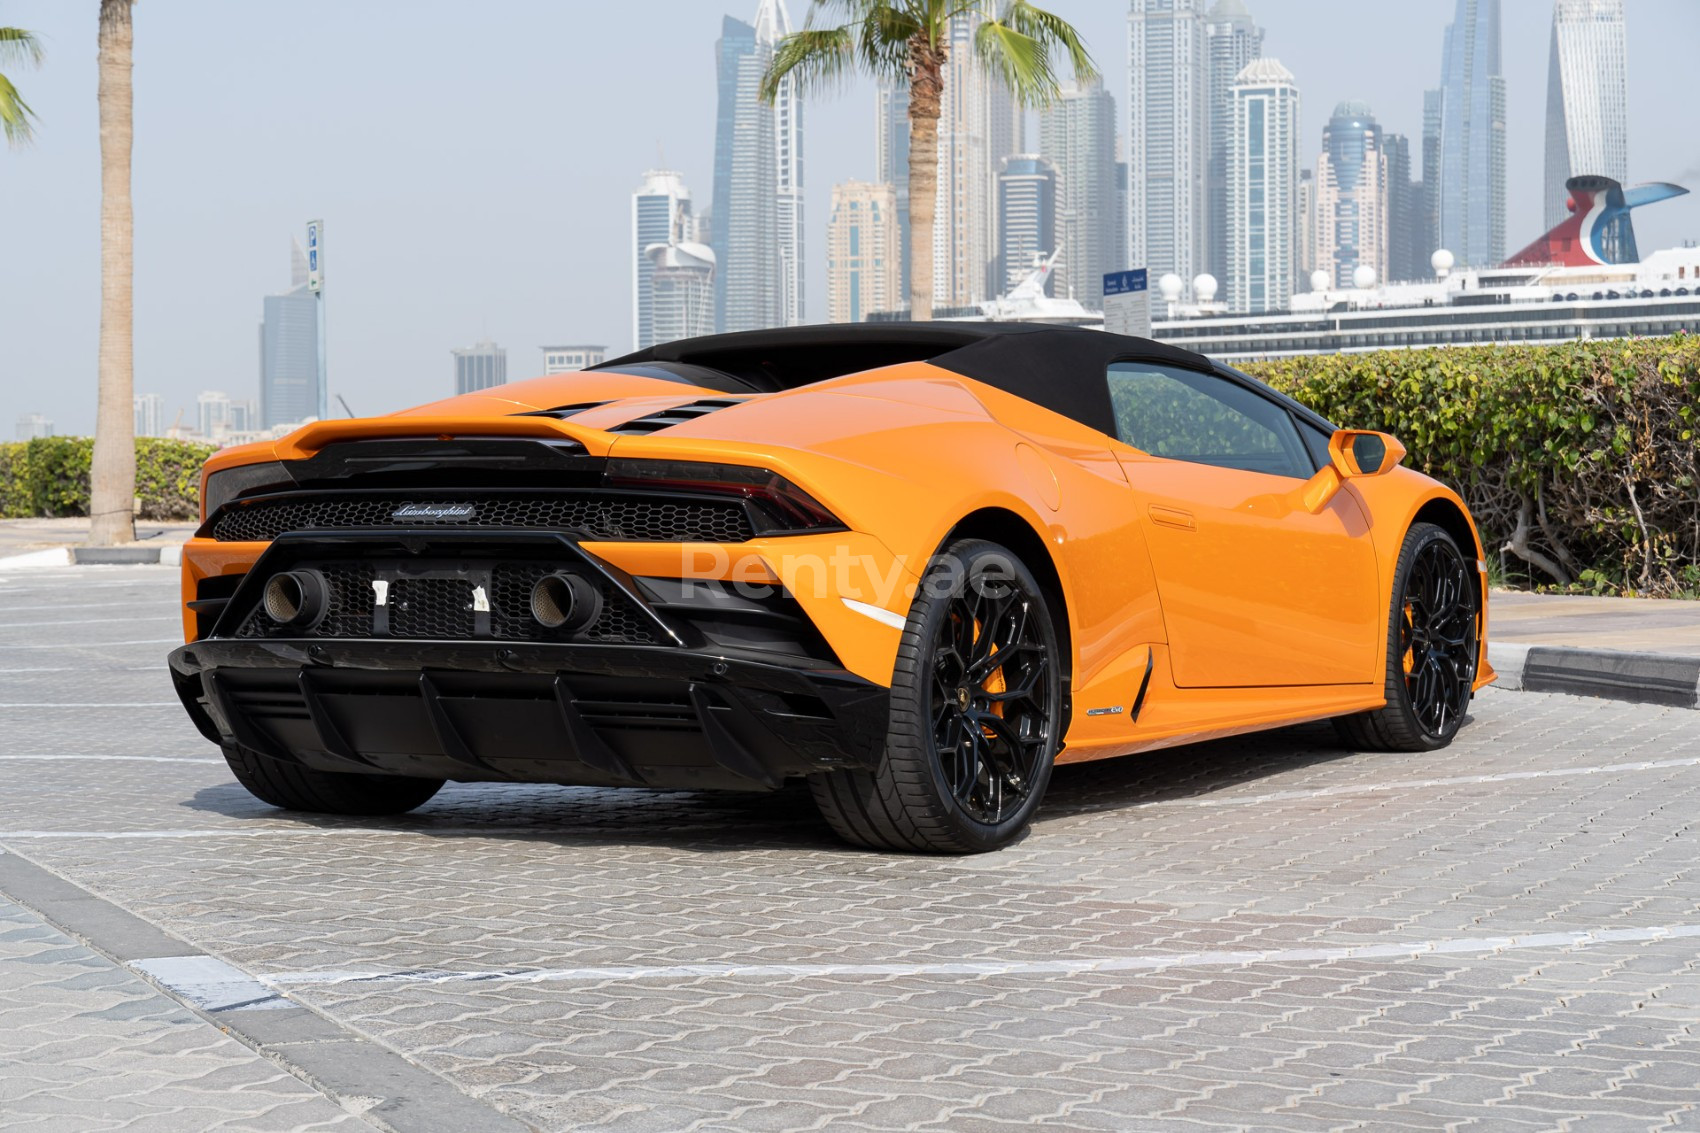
{"left": 595, "top": 323, "right": 1316, "bottom": 439}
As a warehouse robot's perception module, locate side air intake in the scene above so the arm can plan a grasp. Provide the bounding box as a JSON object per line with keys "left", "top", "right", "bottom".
{"left": 607, "top": 398, "right": 746, "bottom": 436}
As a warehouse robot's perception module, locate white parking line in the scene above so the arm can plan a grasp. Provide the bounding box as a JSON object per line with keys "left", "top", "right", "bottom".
{"left": 1142, "top": 756, "right": 1700, "bottom": 808}
{"left": 260, "top": 923, "right": 1700, "bottom": 988}
{"left": 0, "top": 616, "right": 177, "bottom": 628}
{"left": 0, "top": 702, "right": 178, "bottom": 708}
{"left": 0, "top": 755, "right": 218, "bottom": 765}
{"left": 0, "top": 639, "right": 177, "bottom": 649}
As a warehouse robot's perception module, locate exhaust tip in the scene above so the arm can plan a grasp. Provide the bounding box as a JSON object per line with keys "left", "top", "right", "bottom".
{"left": 530, "top": 572, "right": 601, "bottom": 633}
{"left": 263, "top": 570, "right": 328, "bottom": 628}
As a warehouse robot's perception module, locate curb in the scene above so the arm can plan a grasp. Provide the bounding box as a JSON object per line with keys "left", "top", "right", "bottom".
{"left": 1488, "top": 642, "right": 1700, "bottom": 710}
{"left": 0, "top": 545, "right": 181, "bottom": 571}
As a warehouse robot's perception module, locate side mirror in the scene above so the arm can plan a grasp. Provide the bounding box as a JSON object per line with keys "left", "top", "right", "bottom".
{"left": 1300, "top": 429, "right": 1406, "bottom": 513}
{"left": 1328, "top": 429, "right": 1406, "bottom": 478}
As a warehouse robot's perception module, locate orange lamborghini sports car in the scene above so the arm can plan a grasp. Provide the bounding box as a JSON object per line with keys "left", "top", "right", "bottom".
{"left": 170, "top": 324, "right": 1492, "bottom": 853}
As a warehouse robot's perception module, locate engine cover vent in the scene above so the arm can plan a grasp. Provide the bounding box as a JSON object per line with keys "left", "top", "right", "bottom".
{"left": 607, "top": 398, "right": 747, "bottom": 436}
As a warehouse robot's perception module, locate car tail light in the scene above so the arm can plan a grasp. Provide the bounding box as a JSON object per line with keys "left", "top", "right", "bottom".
{"left": 604, "top": 459, "right": 842, "bottom": 533}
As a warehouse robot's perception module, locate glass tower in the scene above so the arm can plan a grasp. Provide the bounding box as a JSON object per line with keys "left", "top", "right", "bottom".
{"left": 1205, "top": 0, "right": 1264, "bottom": 289}
{"left": 1432, "top": 0, "right": 1506, "bottom": 268}
{"left": 1128, "top": 0, "right": 1211, "bottom": 300}
{"left": 1544, "top": 0, "right": 1627, "bottom": 229}
{"left": 1226, "top": 59, "right": 1299, "bottom": 314}
{"left": 1039, "top": 80, "right": 1119, "bottom": 309}
{"left": 631, "top": 170, "right": 693, "bottom": 351}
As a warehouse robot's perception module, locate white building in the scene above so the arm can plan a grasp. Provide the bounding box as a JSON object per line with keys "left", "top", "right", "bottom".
{"left": 1226, "top": 58, "right": 1299, "bottom": 314}
{"left": 632, "top": 170, "right": 695, "bottom": 351}
{"left": 133, "top": 393, "right": 165, "bottom": 438}
{"left": 541, "top": 346, "right": 606, "bottom": 375}
{"left": 14, "top": 413, "right": 53, "bottom": 441}
{"left": 646, "top": 241, "right": 717, "bottom": 345}
{"left": 759, "top": 0, "right": 805, "bottom": 327}
{"left": 1544, "top": 0, "right": 1627, "bottom": 229}
{"left": 827, "top": 181, "right": 901, "bottom": 325}
{"left": 1039, "top": 80, "right": 1121, "bottom": 309}
{"left": 1205, "top": 0, "right": 1264, "bottom": 287}
{"left": 1129, "top": 0, "right": 1210, "bottom": 302}
{"left": 452, "top": 339, "right": 507, "bottom": 395}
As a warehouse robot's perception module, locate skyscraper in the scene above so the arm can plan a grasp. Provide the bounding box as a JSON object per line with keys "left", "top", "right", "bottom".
{"left": 1296, "top": 167, "right": 1316, "bottom": 282}
{"left": 632, "top": 170, "right": 693, "bottom": 351}
{"left": 1315, "top": 102, "right": 1388, "bottom": 290}
{"left": 1384, "top": 132, "right": 1423, "bottom": 282}
{"left": 875, "top": 82, "right": 911, "bottom": 298}
{"left": 133, "top": 393, "right": 165, "bottom": 438}
{"left": 541, "top": 346, "right": 606, "bottom": 375}
{"left": 1129, "top": 0, "right": 1210, "bottom": 300}
{"left": 997, "top": 156, "right": 1058, "bottom": 294}
{"left": 826, "top": 181, "right": 900, "bottom": 324}
{"left": 197, "top": 390, "right": 231, "bottom": 439}
{"left": 14, "top": 414, "right": 53, "bottom": 441}
{"left": 1430, "top": 0, "right": 1506, "bottom": 268}
{"left": 1039, "top": 80, "right": 1119, "bottom": 308}
{"left": 1205, "top": 0, "right": 1264, "bottom": 288}
{"left": 933, "top": 4, "right": 1017, "bottom": 308}
{"left": 760, "top": 0, "right": 805, "bottom": 327}
{"left": 1226, "top": 59, "right": 1299, "bottom": 314}
{"left": 260, "top": 283, "right": 318, "bottom": 429}
{"left": 711, "top": 2, "right": 802, "bottom": 334}
{"left": 1544, "top": 0, "right": 1627, "bottom": 228}
{"left": 646, "top": 241, "right": 717, "bottom": 344}
{"left": 452, "top": 340, "right": 507, "bottom": 396}
{"left": 1420, "top": 88, "right": 1443, "bottom": 268}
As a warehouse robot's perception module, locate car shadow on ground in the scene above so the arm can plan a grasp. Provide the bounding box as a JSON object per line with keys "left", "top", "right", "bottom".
{"left": 180, "top": 720, "right": 1373, "bottom": 854}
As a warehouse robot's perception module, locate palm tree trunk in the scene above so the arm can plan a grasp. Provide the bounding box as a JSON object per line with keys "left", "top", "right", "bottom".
{"left": 906, "top": 45, "right": 945, "bottom": 322}
{"left": 89, "top": 0, "right": 135, "bottom": 546}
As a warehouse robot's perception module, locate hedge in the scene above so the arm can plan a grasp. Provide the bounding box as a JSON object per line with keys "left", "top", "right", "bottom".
{"left": 1241, "top": 335, "right": 1700, "bottom": 597}
{"left": 0, "top": 438, "right": 217, "bottom": 521}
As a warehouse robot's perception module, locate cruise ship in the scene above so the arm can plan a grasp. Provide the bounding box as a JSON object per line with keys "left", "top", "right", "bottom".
{"left": 1159, "top": 175, "right": 1697, "bottom": 360}
{"left": 886, "top": 176, "right": 1699, "bottom": 360}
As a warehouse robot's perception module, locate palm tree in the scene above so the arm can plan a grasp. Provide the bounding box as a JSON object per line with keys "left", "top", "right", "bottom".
{"left": 89, "top": 0, "right": 135, "bottom": 545}
{"left": 0, "top": 22, "right": 41, "bottom": 145}
{"left": 762, "top": 0, "right": 1094, "bottom": 321}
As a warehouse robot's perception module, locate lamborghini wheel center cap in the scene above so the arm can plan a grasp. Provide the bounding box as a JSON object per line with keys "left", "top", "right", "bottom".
{"left": 956, "top": 687, "right": 972, "bottom": 710}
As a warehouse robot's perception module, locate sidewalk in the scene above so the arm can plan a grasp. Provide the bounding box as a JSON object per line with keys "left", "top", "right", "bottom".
{"left": 0, "top": 517, "right": 197, "bottom": 567}
{"left": 1490, "top": 590, "right": 1700, "bottom": 658}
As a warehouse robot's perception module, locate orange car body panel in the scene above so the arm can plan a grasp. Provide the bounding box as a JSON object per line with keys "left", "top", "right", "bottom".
{"left": 181, "top": 358, "right": 1492, "bottom": 762}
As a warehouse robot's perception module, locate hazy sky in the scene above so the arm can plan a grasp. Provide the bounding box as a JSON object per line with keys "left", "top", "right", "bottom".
{"left": 3, "top": 0, "right": 1697, "bottom": 435}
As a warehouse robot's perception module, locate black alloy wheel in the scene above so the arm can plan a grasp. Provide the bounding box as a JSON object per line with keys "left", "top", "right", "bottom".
{"left": 811, "top": 538, "right": 1064, "bottom": 853}
{"left": 926, "top": 557, "right": 1055, "bottom": 825}
{"left": 1335, "top": 522, "right": 1479, "bottom": 752}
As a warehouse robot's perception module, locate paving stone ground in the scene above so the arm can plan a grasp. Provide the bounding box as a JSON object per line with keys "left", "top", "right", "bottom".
{"left": 1, "top": 565, "right": 1697, "bottom": 1131}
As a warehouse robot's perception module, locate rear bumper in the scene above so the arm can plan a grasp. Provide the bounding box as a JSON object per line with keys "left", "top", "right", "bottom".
{"left": 169, "top": 638, "right": 888, "bottom": 792}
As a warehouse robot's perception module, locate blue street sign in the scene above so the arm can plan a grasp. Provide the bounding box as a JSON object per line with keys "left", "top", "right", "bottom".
{"left": 1102, "top": 269, "right": 1148, "bottom": 296}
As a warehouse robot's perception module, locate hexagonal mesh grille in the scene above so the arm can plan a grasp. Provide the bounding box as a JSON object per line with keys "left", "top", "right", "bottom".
{"left": 230, "top": 562, "right": 658, "bottom": 645}
{"left": 211, "top": 493, "right": 752, "bottom": 544}
{"left": 389, "top": 577, "right": 475, "bottom": 639}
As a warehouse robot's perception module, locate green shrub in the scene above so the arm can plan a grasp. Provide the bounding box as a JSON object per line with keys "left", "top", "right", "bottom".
{"left": 1241, "top": 334, "right": 1700, "bottom": 596}
{"left": 0, "top": 437, "right": 217, "bottom": 521}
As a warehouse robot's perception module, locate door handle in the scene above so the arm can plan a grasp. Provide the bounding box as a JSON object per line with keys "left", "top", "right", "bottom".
{"left": 1148, "top": 505, "right": 1195, "bottom": 531}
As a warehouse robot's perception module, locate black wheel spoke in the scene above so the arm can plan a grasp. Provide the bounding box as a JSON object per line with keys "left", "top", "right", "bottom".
{"left": 927, "top": 564, "right": 1057, "bottom": 826}
{"left": 1398, "top": 538, "right": 1478, "bottom": 741}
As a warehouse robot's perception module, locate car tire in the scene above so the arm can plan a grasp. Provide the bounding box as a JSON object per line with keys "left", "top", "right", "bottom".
{"left": 1334, "top": 521, "right": 1479, "bottom": 752}
{"left": 222, "top": 743, "right": 445, "bottom": 816}
{"left": 810, "top": 538, "right": 1064, "bottom": 854}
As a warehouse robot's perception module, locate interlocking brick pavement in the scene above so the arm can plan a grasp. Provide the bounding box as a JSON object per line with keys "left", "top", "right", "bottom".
{"left": 2, "top": 566, "right": 1698, "bottom": 1131}
{"left": 0, "top": 896, "right": 375, "bottom": 1131}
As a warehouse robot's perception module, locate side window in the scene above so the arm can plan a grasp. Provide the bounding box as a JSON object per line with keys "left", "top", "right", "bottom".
{"left": 1107, "top": 363, "right": 1314, "bottom": 480}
